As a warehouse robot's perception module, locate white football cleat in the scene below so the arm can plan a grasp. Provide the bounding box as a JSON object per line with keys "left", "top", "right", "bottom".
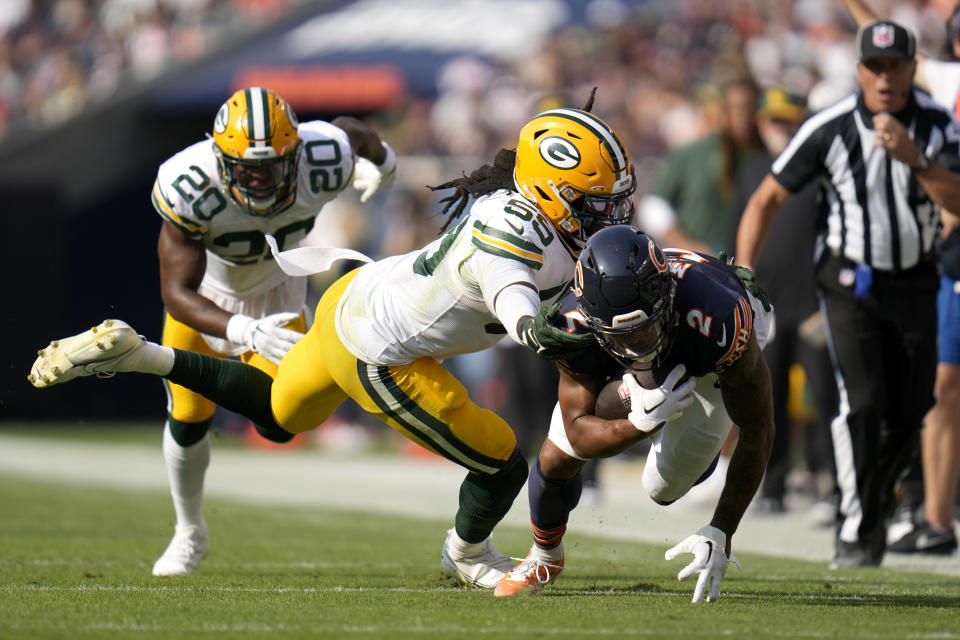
{"left": 152, "top": 525, "right": 209, "bottom": 576}
{"left": 440, "top": 528, "right": 515, "bottom": 589}
{"left": 28, "top": 319, "right": 144, "bottom": 388}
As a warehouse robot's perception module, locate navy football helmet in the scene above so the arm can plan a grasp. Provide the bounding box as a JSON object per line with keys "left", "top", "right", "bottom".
{"left": 574, "top": 226, "right": 678, "bottom": 369}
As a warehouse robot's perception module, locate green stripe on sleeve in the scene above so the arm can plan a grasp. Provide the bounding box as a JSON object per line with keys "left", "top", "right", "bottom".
{"left": 471, "top": 237, "right": 543, "bottom": 270}
{"left": 472, "top": 221, "right": 542, "bottom": 254}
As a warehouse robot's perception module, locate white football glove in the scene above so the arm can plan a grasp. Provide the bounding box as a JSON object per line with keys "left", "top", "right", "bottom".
{"left": 621, "top": 363, "right": 695, "bottom": 433}
{"left": 352, "top": 142, "right": 397, "bottom": 203}
{"left": 226, "top": 312, "right": 304, "bottom": 365}
{"left": 665, "top": 525, "right": 741, "bottom": 603}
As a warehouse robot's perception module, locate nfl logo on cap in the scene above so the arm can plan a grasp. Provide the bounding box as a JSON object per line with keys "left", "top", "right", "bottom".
{"left": 857, "top": 20, "right": 915, "bottom": 62}
{"left": 873, "top": 23, "right": 894, "bottom": 48}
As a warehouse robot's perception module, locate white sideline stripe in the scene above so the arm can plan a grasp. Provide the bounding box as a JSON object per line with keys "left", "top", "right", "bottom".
{"left": 4, "top": 623, "right": 954, "bottom": 640}
{"left": 4, "top": 628, "right": 954, "bottom": 640}
{"left": 0, "top": 559, "right": 406, "bottom": 569}
{"left": 8, "top": 621, "right": 925, "bottom": 638}
{"left": 1, "top": 433, "right": 957, "bottom": 576}
{"left": 0, "top": 583, "right": 938, "bottom": 603}
{"left": 0, "top": 584, "right": 442, "bottom": 593}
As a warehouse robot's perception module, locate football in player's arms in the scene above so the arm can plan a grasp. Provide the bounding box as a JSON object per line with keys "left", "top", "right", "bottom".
{"left": 594, "top": 366, "right": 697, "bottom": 421}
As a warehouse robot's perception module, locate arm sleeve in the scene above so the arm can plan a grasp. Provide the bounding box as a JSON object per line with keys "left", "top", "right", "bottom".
{"left": 466, "top": 248, "right": 541, "bottom": 344}
{"left": 494, "top": 284, "right": 541, "bottom": 345}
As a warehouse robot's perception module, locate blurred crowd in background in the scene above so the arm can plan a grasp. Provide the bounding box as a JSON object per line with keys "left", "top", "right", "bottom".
{"left": 2, "top": 0, "right": 954, "bottom": 155}
{"left": 0, "top": 0, "right": 306, "bottom": 136}
{"left": 6, "top": 0, "right": 959, "bottom": 517}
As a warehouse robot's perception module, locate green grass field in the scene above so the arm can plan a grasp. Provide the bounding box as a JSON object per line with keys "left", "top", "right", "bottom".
{"left": 2, "top": 426, "right": 959, "bottom": 639}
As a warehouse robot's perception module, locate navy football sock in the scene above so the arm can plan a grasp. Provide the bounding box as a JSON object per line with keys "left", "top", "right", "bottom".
{"left": 528, "top": 457, "right": 582, "bottom": 548}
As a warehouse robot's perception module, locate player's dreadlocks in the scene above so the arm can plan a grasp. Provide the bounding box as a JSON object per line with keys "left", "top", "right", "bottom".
{"left": 428, "top": 88, "right": 598, "bottom": 232}
{"left": 429, "top": 148, "right": 516, "bottom": 232}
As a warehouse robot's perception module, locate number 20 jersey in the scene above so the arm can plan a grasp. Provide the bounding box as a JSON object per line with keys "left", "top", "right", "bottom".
{"left": 150, "top": 120, "right": 356, "bottom": 301}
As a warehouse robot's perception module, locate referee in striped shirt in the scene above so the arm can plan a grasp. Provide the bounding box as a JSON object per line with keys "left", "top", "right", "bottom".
{"left": 736, "top": 20, "right": 960, "bottom": 568}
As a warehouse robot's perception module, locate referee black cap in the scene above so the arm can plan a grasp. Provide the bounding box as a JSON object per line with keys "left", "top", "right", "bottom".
{"left": 857, "top": 21, "right": 915, "bottom": 63}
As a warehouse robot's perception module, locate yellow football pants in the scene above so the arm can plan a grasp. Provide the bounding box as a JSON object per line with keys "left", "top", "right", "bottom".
{"left": 272, "top": 270, "right": 518, "bottom": 474}
{"left": 162, "top": 311, "right": 306, "bottom": 424}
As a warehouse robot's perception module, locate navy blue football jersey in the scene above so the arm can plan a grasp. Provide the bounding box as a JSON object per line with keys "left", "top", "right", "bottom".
{"left": 554, "top": 249, "right": 754, "bottom": 384}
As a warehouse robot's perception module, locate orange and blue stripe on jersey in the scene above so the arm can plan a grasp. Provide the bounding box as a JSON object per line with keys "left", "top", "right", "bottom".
{"left": 715, "top": 295, "right": 753, "bottom": 372}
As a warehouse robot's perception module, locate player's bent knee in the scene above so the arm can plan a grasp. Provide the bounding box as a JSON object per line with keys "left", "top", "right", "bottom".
{"left": 253, "top": 420, "right": 296, "bottom": 444}
{"left": 491, "top": 449, "right": 528, "bottom": 489}
{"left": 643, "top": 453, "right": 720, "bottom": 504}
{"left": 539, "top": 439, "right": 586, "bottom": 480}
{"left": 642, "top": 459, "right": 694, "bottom": 504}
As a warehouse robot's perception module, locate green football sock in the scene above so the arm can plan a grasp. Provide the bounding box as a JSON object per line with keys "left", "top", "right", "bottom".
{"left": 166, "top": 350, "right": 294, "bottom": 443}
{"left": 166, "top": 415, "right": 212, "bottom": 448}
{"left": 454, "top": 451, "right": 528, "bottom": 543}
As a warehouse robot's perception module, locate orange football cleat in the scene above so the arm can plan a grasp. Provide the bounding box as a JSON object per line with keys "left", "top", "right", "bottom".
{"left": 493, "top": 552, "right": 564, "bottom": 597}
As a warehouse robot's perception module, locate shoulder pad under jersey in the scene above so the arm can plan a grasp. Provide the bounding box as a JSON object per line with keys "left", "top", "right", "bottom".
{"left": 660, "top": 249, "right": 753, "bottom": 377}
{"left": 151, "top": 140, "right": 224, "bottom": 238}
{"left": 468, "top": 191, "right": 561, "bottom": 271}
{"left": 295, "top": 120, "right": 357, "bottom": 201}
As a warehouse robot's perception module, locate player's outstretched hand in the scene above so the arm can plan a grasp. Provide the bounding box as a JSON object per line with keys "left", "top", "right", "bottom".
{"left": 718, "top": 251, "right": 771, "bottom": 312}
{"left": 665, "top": 525, "right": 741, "bottom": 603}
{"left": 519, "top": 303, "right": 595, "bottom": 360}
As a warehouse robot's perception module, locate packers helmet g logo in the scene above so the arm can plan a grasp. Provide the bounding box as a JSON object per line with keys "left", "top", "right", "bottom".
{"left": 214, "top": 104, "right": 229, "bottom": 134}
{"left": 538, "top": 136, "right": 581, "bottom": 170}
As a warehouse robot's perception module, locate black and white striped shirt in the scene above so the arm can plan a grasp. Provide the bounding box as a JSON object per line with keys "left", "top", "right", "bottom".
{"left": 772, "top": 90, "right": 960, "bottom": 271}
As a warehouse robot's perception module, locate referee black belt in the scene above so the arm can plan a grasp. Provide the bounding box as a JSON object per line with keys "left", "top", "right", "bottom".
{"left": 828, "top": 251, "right": 937, "bottom": 279}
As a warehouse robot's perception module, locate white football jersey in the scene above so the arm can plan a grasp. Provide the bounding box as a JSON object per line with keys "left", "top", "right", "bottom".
{"left": 151, "top": 120, "right": 355, "bottom": 302}
{"left": 336, "top": 190, "right": 577, "bottom": 365}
